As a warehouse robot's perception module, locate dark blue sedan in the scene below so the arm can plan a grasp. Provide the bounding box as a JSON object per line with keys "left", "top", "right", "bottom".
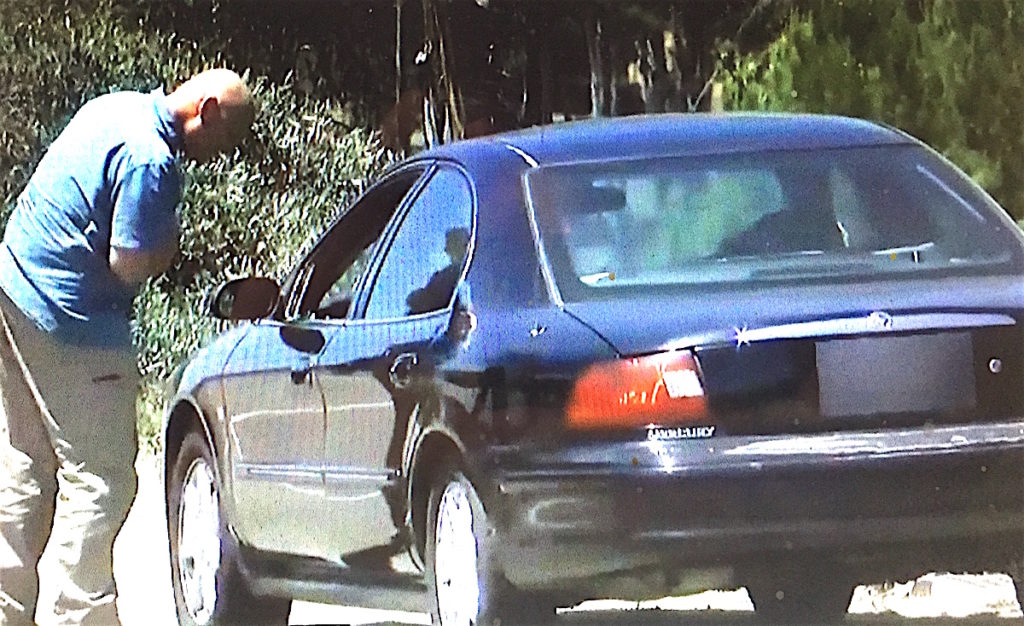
{"left": 163, "top": 113, "right": 1024, "bottom": 625}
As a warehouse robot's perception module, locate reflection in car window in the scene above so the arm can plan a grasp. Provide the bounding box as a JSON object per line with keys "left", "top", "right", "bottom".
{"left": 528, "top": 145, "right": 1021, "bottom": 296}
{"left": 562, "top": 170, "right": 784, "bottom": 279}
{"left": 363, "top": 167, "right": 473, "bottom": 319}
{"left": 313, "top": 244, "right": 377, "bottom": 319}
{"left": 284, "top": 169, "right": 424, "bottom": 320}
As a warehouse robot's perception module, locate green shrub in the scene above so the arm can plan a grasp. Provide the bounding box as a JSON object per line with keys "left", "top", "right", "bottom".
{"left": 0, "top": 0, "right": 217, "bottom": 213}
{"left": 715, "top": 0, "right": 1023, "bottom": 217}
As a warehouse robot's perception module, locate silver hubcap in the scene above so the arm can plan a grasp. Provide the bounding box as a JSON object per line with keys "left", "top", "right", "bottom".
{"left": 434, "top": 481, "right": 481, "bottom": 626}
{"left": 177, "top": 457, "right": 221, "bottom": 625}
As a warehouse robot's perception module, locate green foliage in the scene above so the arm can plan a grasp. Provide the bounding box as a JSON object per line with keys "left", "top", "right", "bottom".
{"left": 716, "top": 0, "right": 1024, "bottom": 217}
{"left": 0, "top": 0, "right": 217, "bottom": 212}
{"left": 137, "top": 83, "right": 394, "bottom": 385}
{"left": 2, "top": 0, "right": 395, "bottom": 451}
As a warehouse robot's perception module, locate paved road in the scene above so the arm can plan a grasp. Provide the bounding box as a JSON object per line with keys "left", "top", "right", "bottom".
{"left": 33, "top": 453, "right": 1022, "bottom": 625}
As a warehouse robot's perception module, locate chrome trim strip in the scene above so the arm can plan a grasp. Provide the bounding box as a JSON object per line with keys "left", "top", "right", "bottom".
{"left": 239, "top": 464, "right": 321, "bottom": 480}
{"left": 238, "top": 464, "right": 396, "bottom": 481}
{"left": 323, "top": 467, "right": 397, "bottom": 481}
{"left": 504, "top": 143, "right": 539, "bottom": 168}
{"left": 633, "top": 511, "right": 1022, "bottom": 542}
{"left": 660, "top": 311, "right": 1015, "bottom": 352}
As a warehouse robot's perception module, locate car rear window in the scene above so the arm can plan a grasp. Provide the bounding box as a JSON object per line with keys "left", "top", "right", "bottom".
{"left": 526, "top": 145, "right": 1023, "bottom": 297}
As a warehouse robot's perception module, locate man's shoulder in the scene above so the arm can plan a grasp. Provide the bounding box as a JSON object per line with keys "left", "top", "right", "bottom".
{"left": 76, "top": 90, "right": 149, "bottom": 123}
{"left": 75, "top": 91, "right": 175, "bottom": 165}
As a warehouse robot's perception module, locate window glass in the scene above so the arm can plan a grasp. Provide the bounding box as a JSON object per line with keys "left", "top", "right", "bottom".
{"left": 560, "top": 170, "right": 784, "bottom": 279}
{"left": 284, "top": 169, "right": 424, "bottom": 319}
{"left": 364, "top": 167, "right": 473, "bottom": 319}
{"left": 527, "top": 145, "right": 1021, "bottom": 298}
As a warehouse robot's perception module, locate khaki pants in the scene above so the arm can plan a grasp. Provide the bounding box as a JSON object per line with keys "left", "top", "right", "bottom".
{"left": 0, "top": 294, "right": 138, "bottom": 626}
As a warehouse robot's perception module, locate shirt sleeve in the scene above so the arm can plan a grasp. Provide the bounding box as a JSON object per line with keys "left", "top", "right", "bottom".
{"left": 109, "top": 162, "right": 181, "bottom": 252}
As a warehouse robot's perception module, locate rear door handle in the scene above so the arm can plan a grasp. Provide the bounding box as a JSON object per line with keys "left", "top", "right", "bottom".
{"left": 389, "top": 352, "right": 418, "bottom": 389}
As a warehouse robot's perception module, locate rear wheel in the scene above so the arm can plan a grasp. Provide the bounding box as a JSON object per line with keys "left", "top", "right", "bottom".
{"left": 1014, "top": 578, "right": 1024, "bottom": 616}
{"left": 168, "top": 430, "right": 291, "bottom": 626}
{"left": 1009, "top": 552, "right": 1024, "bottom": 614}
{"left": 426, "top": 467, "right": 556, "bottom": 625}
{"left": 745, "top": 561, "right": 854, "bottom": 624}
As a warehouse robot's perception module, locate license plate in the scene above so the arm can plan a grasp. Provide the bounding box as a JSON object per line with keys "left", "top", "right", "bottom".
{"left": 816, "top": 332, "right": 976, "bottom": 418}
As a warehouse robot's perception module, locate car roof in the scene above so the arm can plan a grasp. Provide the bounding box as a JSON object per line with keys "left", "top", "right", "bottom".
{"left": 419, "top": 112, "right": 916, "bottom": 168}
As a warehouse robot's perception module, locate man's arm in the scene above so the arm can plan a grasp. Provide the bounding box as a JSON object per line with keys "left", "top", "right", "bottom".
{"left": 109, "top": 236, "right": 179, "bottom": 286}
{"left": 109, "top": 162, "right": 181, "bottom": 286}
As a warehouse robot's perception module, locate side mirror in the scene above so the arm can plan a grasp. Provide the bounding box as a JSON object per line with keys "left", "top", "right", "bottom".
{"left": 210, "top": 277, "right": 281, "bottom": 320}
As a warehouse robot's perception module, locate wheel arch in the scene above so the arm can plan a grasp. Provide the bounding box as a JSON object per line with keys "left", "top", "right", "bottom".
{"left": 408, "top": 429, "right": 465, "bottom": 568}
{"left": 164, "top": 397, "right": 219, "bottom": 492}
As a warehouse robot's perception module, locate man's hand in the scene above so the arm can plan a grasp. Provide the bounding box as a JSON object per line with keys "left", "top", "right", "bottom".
{"left": 109, "top": 237, "right": 178, "bottom": 286}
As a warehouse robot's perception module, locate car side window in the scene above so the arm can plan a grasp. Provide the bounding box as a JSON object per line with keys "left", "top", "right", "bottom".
{"left": 363, "top": 166, "right": 473, "bottom": 320}
{"left": 283, "top": 168, "right": 426, "bottom": 320}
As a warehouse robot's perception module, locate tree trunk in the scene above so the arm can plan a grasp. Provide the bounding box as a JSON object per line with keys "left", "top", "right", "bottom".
{"left": 609, "top": 39, "right": 620, "bottom": 116}
{"left": 663, "top": 6, "right": 684, "bottom": 111}
{"left": 539, "top": 26, "right": 553, "bottom": 124}
{"left": 584, "top": 6, "right": 607, "bottom": 117}
{"left": 523, "top": 6, "right": 554, "bottom": 126}
{"left": 395, "top": 0, "right": 402, "bottom": 103}
{"left": 422, "top": 0, "right": 464, "bottom": 142}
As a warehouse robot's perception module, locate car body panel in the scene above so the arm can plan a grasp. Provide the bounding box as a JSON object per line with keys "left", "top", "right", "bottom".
{"left": 486, "top": 419, "right": 1024, "bottom": 589}
{"left": 318, "top": 313, "right": 450, "bottom": 560}
{"left": 220, "top": 320, "right": 331, "bottom": 558}
{"left": 431, "top": 113, "right": 911, "bottom": 167}
{"left": 560, "top": 275, "right": 1024, "bottom": 355}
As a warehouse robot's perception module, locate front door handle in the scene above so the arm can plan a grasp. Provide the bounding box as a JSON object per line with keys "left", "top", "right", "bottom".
{"left": 389, "top": 352, "right": 418, "bottom": 389}
{"left": 291, "top": 365, "right": 312, "bottom": 385}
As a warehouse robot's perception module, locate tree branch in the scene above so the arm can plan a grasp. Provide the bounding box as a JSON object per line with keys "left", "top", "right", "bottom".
{"left": 690, "top": 0, "right": 775, "bottom": 112}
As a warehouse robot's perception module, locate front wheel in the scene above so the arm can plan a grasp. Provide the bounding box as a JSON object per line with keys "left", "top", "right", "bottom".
{"left": 425, "top": 467, "right": 556, "bottom": 626}
{"left": 167, "top": 430, "right": 291, "bottom": 626}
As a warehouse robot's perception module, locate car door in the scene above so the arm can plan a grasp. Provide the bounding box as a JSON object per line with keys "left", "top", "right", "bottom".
{"left": 221, "top": 318, "right": 330, "bottom": 558}
{"left": 223, "top": 165, "right": 429, "bottom": 559}
{"left": 317, "top": 163, "right": 475, "bottom": 564}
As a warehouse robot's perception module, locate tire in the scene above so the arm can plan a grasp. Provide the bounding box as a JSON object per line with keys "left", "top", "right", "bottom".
{"left": 1014, "top": 577, "right": 1024, "bottom": 616}
{"left": 425, "top": 467, "right": 556, "bottom": 626}
{"left": 1009, "top": 553, "right": 1024, "bottom": 615}
{"left": 167, "top": 430, "right": 291, "bottom": 626}
{"left": 745, "top": 561, "right": 854, "bottom": 625}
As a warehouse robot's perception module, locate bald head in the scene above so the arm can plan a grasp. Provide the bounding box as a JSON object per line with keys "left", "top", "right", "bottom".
{"left": 168, "top": 68, "right": 254, "bottom": 162}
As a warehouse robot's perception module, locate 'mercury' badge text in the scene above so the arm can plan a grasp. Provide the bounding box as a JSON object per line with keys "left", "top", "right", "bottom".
{"left": 646, "top": 425, "right": 716, "bottom": 441}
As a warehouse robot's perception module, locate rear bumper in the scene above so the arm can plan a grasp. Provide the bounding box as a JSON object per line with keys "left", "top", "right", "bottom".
{"left": 482, "top": 420, "right": 1024, "bottom": 588}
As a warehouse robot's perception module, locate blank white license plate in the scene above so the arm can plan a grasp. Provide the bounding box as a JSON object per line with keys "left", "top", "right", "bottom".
{"left": 816, "top": 333, "right": 976, "bottom": 418}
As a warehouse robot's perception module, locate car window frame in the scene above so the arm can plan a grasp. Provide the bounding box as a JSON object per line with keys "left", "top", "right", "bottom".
{"left": 277, "top": 161, "right": 435, "bottom": 322}
{"left": 348, "top": 160, "right": 478, "bottom": 323}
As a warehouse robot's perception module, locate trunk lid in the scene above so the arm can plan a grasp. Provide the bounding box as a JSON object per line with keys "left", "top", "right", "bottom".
{"left": 564, "top": 275, "right": 1024, "bottom": 435}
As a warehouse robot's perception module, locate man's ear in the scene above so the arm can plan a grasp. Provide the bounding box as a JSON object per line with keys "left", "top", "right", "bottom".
{"left": 198, "top": 96, "right": 221, "bottom": 124}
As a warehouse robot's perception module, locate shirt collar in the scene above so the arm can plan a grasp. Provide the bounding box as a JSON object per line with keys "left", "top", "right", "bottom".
{"left": 151, "top": 89, "right": 184, "bottom": 154}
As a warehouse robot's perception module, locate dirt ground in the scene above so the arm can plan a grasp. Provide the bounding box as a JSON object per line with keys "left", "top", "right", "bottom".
{"left": 31, "top": 453, "right": 1024, "bottom": 625}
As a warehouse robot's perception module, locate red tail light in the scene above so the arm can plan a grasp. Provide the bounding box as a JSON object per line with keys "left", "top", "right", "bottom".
{"left": 566, "top": 350, "right": 707, "bottom": 430}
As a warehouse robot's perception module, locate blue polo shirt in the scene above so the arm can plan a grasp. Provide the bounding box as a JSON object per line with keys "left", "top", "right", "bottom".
{"left": 0, "top": 89, "right": 182, "bottom": 348}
